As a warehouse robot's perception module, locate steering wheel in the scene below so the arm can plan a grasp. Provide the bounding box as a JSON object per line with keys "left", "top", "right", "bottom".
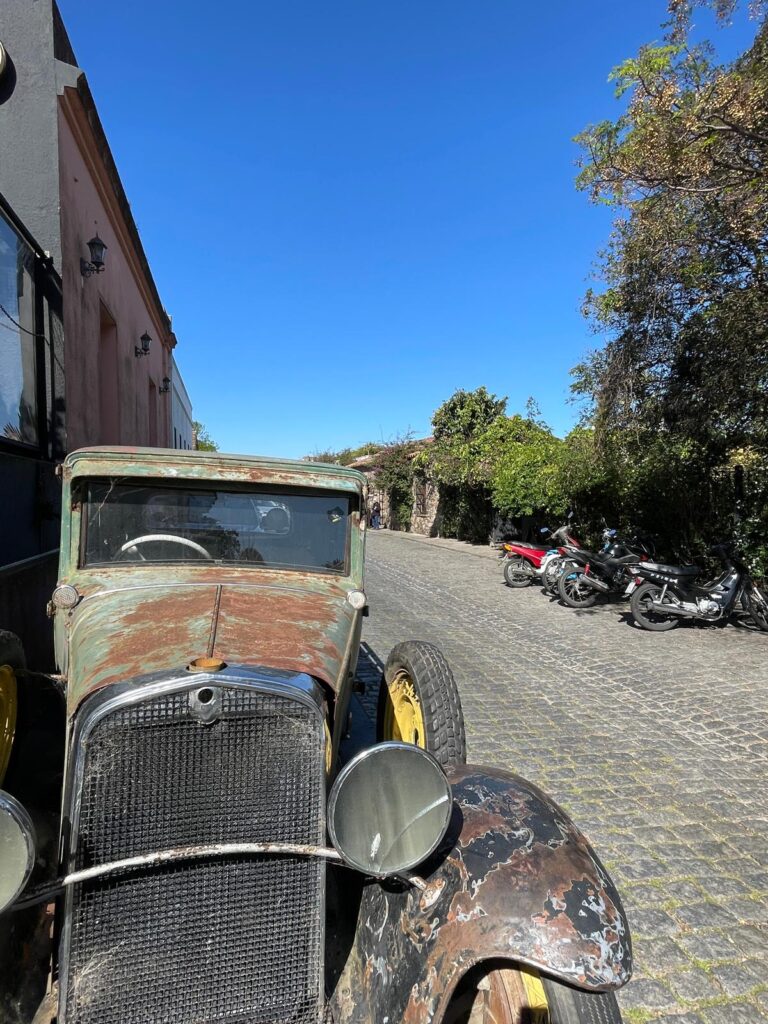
{"left": 115, "top": 534, "right": 213, "bottom": 561}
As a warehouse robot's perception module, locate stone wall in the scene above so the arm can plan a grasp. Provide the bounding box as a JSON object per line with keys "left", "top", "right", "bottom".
{"left": 410, "top": 476, "right": 440, "bottom": 536}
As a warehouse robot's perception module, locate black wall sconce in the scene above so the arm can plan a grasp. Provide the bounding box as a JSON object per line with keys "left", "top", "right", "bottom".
{"left": 159, "top": 377, "right": 171, "bottom": 394}
{"left": 135, "top": 331, "right": 151, "bottom": 358}
{"left": 80, "top": 234, "right": 107, "bottom": 277}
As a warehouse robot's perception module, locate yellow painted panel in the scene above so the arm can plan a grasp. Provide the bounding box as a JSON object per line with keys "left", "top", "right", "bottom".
{"left": 521, "top": 969, "right": 549, "bottom": 1022}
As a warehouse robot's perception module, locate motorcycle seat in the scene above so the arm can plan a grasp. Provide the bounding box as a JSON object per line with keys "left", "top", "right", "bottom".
{"left": 609, "top": 555, "right": 642, "bottom": 568}
{"left": 508, "top": 542, "right": 550, "bottom": 551}
{"left": 642, "top": 562, "right": 700, "bottom": 577}
{"left": 589, "top": 549, "right": 630, "bottom": 563}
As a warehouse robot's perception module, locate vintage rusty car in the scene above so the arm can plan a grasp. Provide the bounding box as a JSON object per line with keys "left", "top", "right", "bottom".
{"left": 0, "top": 447, "right": 631, "bottom": 1024}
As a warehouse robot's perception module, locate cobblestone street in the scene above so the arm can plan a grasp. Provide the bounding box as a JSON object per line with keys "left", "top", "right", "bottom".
{"left": 360, "top": 530, "right": 768, "bottom": 1022}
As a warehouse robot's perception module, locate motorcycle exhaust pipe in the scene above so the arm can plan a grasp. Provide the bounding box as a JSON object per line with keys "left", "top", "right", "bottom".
{"left": 649, "top": 601, "right": 695, "bottom": 618}
{"left": 579, "top": 575, "right": 610, "bottom": 592}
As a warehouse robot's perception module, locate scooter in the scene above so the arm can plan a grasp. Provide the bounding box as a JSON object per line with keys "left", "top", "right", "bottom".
{"left": 501, "top": 524, "right": 581, "bottom": 589}
{"left": 630, "top": 543, "right": 768, "bottom": 631}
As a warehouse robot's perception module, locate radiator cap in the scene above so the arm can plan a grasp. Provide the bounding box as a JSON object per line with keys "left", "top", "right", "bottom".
{"left": 187, "top": 657, "right": 226, "bottom": 673}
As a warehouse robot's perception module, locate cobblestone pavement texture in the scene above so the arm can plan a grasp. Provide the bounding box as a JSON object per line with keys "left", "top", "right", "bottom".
{"left": 358, "top": 530, "right": 768, "bottom": 1022}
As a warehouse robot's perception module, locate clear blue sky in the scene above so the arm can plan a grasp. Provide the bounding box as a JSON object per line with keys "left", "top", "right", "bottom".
{"left": 58, "top": 1, "right": 757, "bottom": 458}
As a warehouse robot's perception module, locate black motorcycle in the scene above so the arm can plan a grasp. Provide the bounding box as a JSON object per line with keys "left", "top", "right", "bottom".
{"left": 629, "top": 543, "right": 768, "bottom": 632}
{"left": 558, "top": 529, "right": 651, "bottom": 609}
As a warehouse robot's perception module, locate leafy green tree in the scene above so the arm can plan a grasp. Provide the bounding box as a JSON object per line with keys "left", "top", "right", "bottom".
{"left": 479, "top": 415, "right": 562, "bottom": 516}
{"left": 573, "top": 0, "right": 768, "bottom": 569}
{"left": 376, "top": 438, "right": 419, "bottom": 530}
{"left": 576, "top": 19, "right": 768, "bottom": 446}
{"left": 424, "top": 388, "right": 507, "bottom": 541}
{"left": 428, "top": 387, "right": 507, "bottom": 487}
{"left": 305, "top": 442, "right": 382, "bottom": 465}
{"left": 193, "top": 421, "right": 219, "bottom": 452}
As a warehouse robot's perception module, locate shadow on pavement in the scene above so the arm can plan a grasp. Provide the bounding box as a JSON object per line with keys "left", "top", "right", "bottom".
{"left": 340, "top": 642, "right": 384, "bottom": 762}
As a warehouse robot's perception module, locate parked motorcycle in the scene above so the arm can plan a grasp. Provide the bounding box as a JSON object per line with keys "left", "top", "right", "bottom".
{"left": 543, "top": 524, "right": 593, "bottom": 594}
{"left": 501, "top": 524, "right": 581, "bottom": 589}
{"left": 630, "top": 543, "right": 768, "bottom": 631}
{"left": 558, "top": 529, "right": 651, "bottom": 609}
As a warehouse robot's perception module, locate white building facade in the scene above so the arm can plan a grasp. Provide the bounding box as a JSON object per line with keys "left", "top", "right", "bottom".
{"left": 171, "top": 356, "right": 194, "bottom": 450}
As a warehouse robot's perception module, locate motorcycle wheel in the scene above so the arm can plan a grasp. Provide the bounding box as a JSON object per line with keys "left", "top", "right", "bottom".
{"left": 442, "top": 962, "right": 623, "bottom": 1023}
{"left": 504, "top": 556, "right": 533, "bottom": 588}
{"left": 558, "top": 568, "right": 597, "bottom": 609}
{"left": 746, "top": 585, "right": 768, "bottom": 632}
{"left": 542, "top": 557, "right": 562, "bottom": 593}
{"left": 630, "top": 582, "right": 679, "bottom": 631}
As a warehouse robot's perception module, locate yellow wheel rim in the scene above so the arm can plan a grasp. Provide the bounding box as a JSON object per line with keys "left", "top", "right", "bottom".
{"left": 324, "top": 718, "right": 333, "bottom": 775}
{"left": 521, "top": 970, "right": 549, "bottom": 1022}
{"left": 0, "top": 664, "right": 18, "bottom": 786}
{"left": 443, "top": 965, "right": 549, "bottom": 1023}
{"left": 383, "top": 670, "right": 426, "bottom": 747}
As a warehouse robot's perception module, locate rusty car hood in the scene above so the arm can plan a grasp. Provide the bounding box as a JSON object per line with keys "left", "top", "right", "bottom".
{"left": 64, "top": 578, "right": 354, "bottom": 711}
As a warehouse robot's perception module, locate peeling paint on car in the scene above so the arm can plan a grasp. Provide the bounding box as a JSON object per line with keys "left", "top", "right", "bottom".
{"left": 53, "top": 448, "right": 367, "bottom": 715}
{"left": 331, "top": 765, "right": 632, "bottom": 1024}
{"left": 43, "top": 447, "right": 632, "bottom": 1024}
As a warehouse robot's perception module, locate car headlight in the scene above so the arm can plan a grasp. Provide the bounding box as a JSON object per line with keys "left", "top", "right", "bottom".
{"left": 328, "top": 742, "right": 451, "bottom": 877}
{"left": 346, "top": 590, "right": 366, "bottom": 611}
{"left": 51, "top": 584, "right": 80, "bottom": 609}
{"left": 0, "top": 791, "right": 36, "bottom": 913}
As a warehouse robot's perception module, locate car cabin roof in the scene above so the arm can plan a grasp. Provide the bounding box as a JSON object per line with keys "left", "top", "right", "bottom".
{"left": 64, "top": 447, "right": 366, "bottom": 494}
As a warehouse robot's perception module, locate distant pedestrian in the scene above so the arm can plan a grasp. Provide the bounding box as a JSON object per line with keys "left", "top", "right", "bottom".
{"left": 370, "top": 501, "right": 381, "bottom": 529}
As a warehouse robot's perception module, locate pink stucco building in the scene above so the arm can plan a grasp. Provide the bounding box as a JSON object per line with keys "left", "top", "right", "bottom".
{"left": 57, "top": 78, "right": 176, "bottom": 449}
{"left": 0, "top": 2, "right": 189, "bottom": 664}
{"left": 1, "top": 1, "right": 180, "bottom": 455}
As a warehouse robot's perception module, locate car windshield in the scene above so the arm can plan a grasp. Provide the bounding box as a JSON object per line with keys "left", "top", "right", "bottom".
{"left": 82, "top": 480, "right": 353, "bottom": 574}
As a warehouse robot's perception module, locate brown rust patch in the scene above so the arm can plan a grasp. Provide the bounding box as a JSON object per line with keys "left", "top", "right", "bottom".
{"left": 66, "top": 578, "right": 352, "bottom": 711}
{"left": 211, "top": 585, "right": 346, "bottom": 687}
{"left": 68, "top": 586, "right": 219, "bottom": 710}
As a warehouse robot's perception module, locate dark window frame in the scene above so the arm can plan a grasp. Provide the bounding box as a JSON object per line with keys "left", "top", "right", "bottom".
{"left": 0, "top": 191, "right": 62, "bottom": 461}
{"left": 76, "top": 476, "right": 358, "bottom": 576}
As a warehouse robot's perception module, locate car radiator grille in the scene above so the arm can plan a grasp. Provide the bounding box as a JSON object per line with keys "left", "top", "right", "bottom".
{"left": 60, "top": 682, "right": 326, "bottom": 1024}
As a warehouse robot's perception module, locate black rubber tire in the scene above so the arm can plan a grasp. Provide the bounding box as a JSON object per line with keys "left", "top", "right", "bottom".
{"left": 0, "top": 630, "right": 26, "bottom": 671}
{"left": 745, "top": 585, "right": 768, "bottom": 632}
{"left": 442, "top": 963, "right": 624, "bottom": 1023}
{"left": 542, "top": 557, "right": 563, "bottom": 593}
{"left": 377, "top": 640, "right": 467, "bottom": 768}
{"left": 503, "top": 556, "right": 533, "bottom": 588}
{"left": 543, "top": 979, "right": 623, "bottom": 1023}
{"left": 558, "top": 568, "right": 597, "bottom": 609}
{"left": 629, "top": 582, "right": 679, "bottom": 631}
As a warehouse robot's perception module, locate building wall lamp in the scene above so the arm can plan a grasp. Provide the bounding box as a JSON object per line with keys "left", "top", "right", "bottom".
{"left": 159, "top": 377, "right": 171, "bottom": 394}
{"left": 80, "top": 235, "right": 107, "bottom": 277}
{"left": 135, "top": 331, "right": 152, "bottom": 358}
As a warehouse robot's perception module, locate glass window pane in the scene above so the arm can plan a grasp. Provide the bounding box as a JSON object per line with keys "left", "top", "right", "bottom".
{"left": 0, "top": 214, "right": 38, "bottom": 446}
{"left": 83, "top": 481, "right": 353, "bottom": 574}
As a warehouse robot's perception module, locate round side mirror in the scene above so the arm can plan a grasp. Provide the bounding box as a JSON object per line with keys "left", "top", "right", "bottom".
{"left": 0, "top": 791, "right": 36, "bottom": 912}
{"left": 328, "top": 743, "right": 452, "bottom": 877}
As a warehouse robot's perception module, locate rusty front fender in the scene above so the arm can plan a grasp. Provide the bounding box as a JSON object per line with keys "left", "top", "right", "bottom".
{"left": 331, "top": 765, "right": 632, "bottom": 1024}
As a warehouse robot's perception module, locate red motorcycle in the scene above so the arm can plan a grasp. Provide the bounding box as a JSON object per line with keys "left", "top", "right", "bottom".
{"left": 501, "top": 524, "right": 582, "bottom": 590}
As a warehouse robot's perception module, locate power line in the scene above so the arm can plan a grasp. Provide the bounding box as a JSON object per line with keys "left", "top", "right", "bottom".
{"left": 0, "top": 301, "right": 46, "bottom": 339}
